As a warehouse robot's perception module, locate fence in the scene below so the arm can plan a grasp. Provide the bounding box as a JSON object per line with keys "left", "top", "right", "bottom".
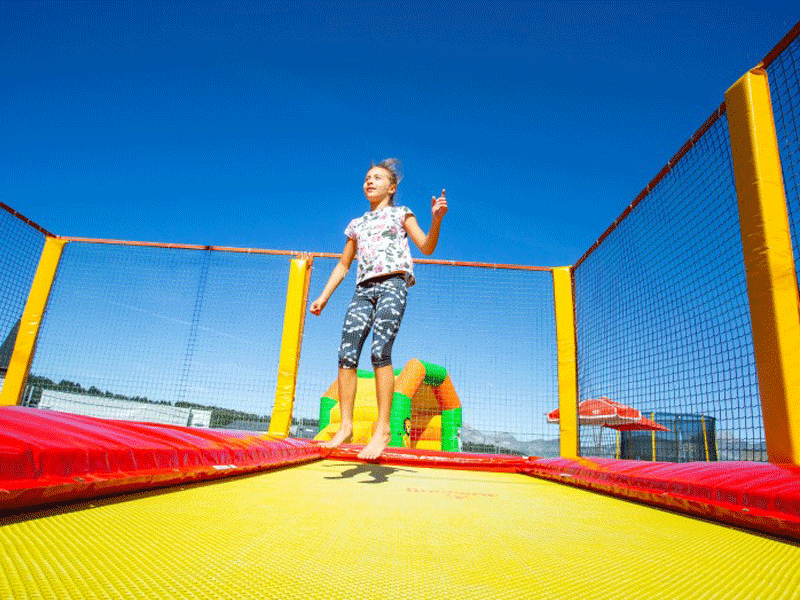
{"left": 581, "top": 412, "right": 719, "bottom": 462}
{"left": 2, "top": 23, "right": 800, "bottom": 463}
{"left": 571, "top": 108, "right": 761, "bottom": 460}
{"left": 296, "top": 257, "right": 558, "bottom": 454}
{"left": 765, "top": 25, "right": 800, "bottom": 288}
{"left": 21, "top": 241, "right": 292, "bottom": 429}
{"left": 1, "top": 235, "right": 560, "bottom": 454}
{"left": 0, "top": 204, "right": 48, "bottom": 379}
{"left": 570, "top": 22, "right": 800, "bottom": 462}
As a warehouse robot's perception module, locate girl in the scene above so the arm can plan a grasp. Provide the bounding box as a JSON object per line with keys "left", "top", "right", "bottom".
{"left": 309, "top": 159, "right": 447, "bottom": 459}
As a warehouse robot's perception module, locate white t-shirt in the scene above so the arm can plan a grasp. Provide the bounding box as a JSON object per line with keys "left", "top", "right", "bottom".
{"left": 345, "top": 205, "right": 416, "bottom": 287}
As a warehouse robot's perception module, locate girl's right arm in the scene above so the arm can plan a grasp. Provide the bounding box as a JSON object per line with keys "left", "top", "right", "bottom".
{"left": 309, "top": 238, "right": 357, "bottom": 315}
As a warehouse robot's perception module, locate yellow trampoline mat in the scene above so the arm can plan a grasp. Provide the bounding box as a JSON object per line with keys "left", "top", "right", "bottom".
{"left": 2, "top": 460, "right": 799, "bottom": 599}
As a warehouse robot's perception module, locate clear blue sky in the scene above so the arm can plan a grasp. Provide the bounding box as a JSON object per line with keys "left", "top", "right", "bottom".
{"left": 2, "top": 1, "right": 797, "bottom": 266}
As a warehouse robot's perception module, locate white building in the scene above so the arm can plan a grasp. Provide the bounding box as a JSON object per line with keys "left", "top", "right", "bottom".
{"left": 37, "top": 389, "right": 212, "bottom": 427}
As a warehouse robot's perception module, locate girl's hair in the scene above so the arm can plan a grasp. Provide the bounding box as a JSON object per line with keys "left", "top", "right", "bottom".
{"left": 371, "top": 158, "right": 402, "bottom": 205}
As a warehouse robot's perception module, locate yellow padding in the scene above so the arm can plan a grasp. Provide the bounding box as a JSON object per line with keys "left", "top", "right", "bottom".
{"left": 726, "top": 68, "right": 800, "bottom": 465}
{"left": 2, "top": 461, "right": 798, "bottom": 599}
{"left": 0, "top": 237, "right": 67, "bottom": 406}
{"left": 268, "top": 258, "right": 310, "bottom": 437}
{"left": 553, "top": 266, "right": 579, "bottom": 458}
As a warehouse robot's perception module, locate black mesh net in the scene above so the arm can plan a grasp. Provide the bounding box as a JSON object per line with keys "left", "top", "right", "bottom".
{"left": 573, "top": 113, "right": 763, "bottom": 461}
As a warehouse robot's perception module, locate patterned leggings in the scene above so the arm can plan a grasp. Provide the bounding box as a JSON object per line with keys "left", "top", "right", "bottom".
{"left": 338, "top": 274, "right": 408, "bottom": 369}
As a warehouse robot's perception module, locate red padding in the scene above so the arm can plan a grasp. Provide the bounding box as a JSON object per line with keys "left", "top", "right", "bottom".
{"left": 4, "top": 406, "right": 799, "bottom": 543}
{"left": 523, "top": 457, "right": 800, "bottom": 542}
{"left": 325, "top": 444, "right": 529, "bottom": 472}
{"left": 0, "top": 406, "right": 322, "bottom": 510}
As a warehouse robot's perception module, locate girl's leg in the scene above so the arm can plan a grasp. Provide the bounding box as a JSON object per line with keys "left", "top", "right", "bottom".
{"left": 357, "top": 364, "right": 395, "bottom": 459}
{"left": 322, "top": 288, "right": 375, "bottom": 449}
{"left": 359, "top": 279, "right": 407, "bottom": 459}
{"left": 320, "top": 367, "right": 357, "bottom": 448}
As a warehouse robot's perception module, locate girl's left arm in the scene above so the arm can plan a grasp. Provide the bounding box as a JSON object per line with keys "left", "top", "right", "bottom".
{"left": 405, "top": 189, "right": 447, "bottom": 255}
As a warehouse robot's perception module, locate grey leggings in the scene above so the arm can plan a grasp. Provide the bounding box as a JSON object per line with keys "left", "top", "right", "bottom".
{"left": 338, "top": 274, "right": 408, "bottom": 369}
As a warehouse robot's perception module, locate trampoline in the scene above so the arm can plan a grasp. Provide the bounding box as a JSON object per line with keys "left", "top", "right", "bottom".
{"left": 2, "top": 454, "right": 799, "bottom": 599}
{"left": 0, "top": 407, "right": 798, "bottom": 599}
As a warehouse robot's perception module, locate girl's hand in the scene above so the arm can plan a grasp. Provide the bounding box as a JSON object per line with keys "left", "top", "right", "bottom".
{"left": 309, "top": 297, "right": 327, "bottom": 315}
{"left": 431, "top": 189, "right": 447, "bottom": 221}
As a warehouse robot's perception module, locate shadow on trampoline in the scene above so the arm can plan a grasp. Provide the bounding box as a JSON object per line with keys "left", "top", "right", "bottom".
{"left": 322, "top": 462, "right": 417, "bottom": 484}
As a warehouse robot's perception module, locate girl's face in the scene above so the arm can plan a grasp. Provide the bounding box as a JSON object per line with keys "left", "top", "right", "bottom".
{"left": 363, "top": 167, "right": 396, "bottom": 203}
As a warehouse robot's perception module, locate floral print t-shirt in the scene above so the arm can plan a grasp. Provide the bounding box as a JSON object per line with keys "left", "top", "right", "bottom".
{"left": 345, "top": 205, "right": 416, "bottom": 287}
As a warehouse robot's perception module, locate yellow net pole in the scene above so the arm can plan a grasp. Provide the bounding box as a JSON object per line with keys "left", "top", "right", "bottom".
{"left": 268, "top": 257, "right": 312, "bottom": 438}
{"left": 726, "top": 67, "right": 800, "bottom": 465}
{"left": 0, "top": 237, "right": 67, "bottom": 406}
{"left": 553, "top": 266, "right": 579, "bottom": 458}
{"left": 651, "top": 412, "right": 656, "bottom": 461}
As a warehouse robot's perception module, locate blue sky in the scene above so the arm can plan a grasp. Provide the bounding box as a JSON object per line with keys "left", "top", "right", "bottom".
{"left": 2, "top": 1, "right": 798, "bottom": 267}
{"left": 2, "top": 1, "right": 796, "bottom": 451}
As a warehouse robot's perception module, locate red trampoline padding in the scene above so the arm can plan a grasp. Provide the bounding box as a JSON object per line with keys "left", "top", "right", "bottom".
{"left": 523, "top": 457, "right": 800, "bottom": 542}
{"left": 0, "top": 406, "right": 322, "bottom": 511}
{"left": 325, "top": 444, "right": 530, "bottom": 472}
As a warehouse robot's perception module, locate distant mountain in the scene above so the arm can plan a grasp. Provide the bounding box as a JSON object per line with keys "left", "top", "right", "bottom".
{"left": 459, "top": 424, "right": 767, "bottom": 462}
{"left": 715, "top": 429, "right": 767, "bottom": 461}
{"left": 459, "top": 423, "right": 560, "bottom": 457}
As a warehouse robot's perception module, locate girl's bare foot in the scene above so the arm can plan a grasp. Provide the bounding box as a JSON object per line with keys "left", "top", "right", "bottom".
{"left": 357, "top": 428, "right": 391, "bottom": 460}
{"left": 320, "top": 425, "right": 353, "bottom": 449}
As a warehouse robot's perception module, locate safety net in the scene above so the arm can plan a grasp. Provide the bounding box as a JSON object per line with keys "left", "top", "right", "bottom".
{"left": 296, "top": 257, "right": 559, "bottom": 456}
{"left": 0, "top": 205, "right": 47, "bottom": 391}
{"left": 572, "top": 111, "right": 762, "bottom": 461}
{"left": 766, "top": 26, "right": 800, "bottom": 290}
{"left": 24, "top": 242, "right": 289, "bottom": 429}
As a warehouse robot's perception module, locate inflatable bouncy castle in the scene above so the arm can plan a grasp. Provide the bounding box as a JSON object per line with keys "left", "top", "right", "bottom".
{"left": 315, "top": 359, "right": 462, "bottom": 451}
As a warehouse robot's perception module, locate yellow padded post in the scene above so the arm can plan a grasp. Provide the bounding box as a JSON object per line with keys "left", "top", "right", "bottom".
{"left": 701, "top": 417, "right": 711, "bottom": 462}
{"left": 651, "top": 413, "right": 657, "bottom": 462}
{"left": 0, "top": 237, "right": 67, "bottom": 406}
{"left": 268, "top": 257, "right": 312, "bottom": 438}
{"left": 726, "top": 68, "right": 800, "bottom": 465}
{"left": 553, "top": 266, "right": 579, "bottom": 458}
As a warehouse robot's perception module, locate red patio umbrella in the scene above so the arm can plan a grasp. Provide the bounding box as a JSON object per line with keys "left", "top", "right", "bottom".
{"left": 548, "top": 397, "right": 669, "bottom": 457}
{"left": 547, "top": 396, "right": 670, "bottom": 432}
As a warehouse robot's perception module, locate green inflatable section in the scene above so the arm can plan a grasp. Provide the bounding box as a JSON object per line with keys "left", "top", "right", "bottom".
{"left": 319, "top": 396, "right": 337, "bottom": 432}
{"left": 356, "top": 368, "right": 403, "bottom": 379}
{"left": 440, "top": 407, "right": 463, "bottom": 452}
{"left": 389, "top": 392, "right": 413, "bottom": 447}
{"left": 419, "top": 360, "right": 448, "bottom": 387}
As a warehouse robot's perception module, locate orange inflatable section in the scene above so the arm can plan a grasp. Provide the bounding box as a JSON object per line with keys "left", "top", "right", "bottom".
{"left": 434, "top": 375, "right": 460, "bottom": 410}
{"left": 396, "top": 358, "right": 426, "bottom": 398}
